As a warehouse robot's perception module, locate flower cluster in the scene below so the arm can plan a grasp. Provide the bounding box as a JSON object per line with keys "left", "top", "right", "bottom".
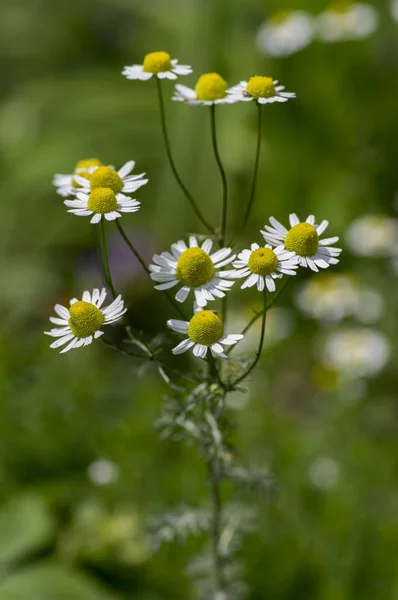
{"left": 47, "top": 51, "right": 341, "bottom": 364}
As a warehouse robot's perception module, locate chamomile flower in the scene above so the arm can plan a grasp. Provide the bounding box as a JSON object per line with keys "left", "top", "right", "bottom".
{"left": 45, "top": 288, "right": 127, "bottom": 353}
{"left": 227, "top": 76, "right": 296, "bottom": 105}
{"left": 167, "top": 309, "right": 243, "bottom": 359}
{"left": 122, "top": 51, "right": 192, "bottom": 81}
{"left": 256, "top": 11, "right": 315, "bottom": 57}
{"left": 73, "top": 160, "right": 148, "bottom": 197}
{"left": 316, "top": 2, "right": 379, "bottom": 42}
{"left": 224, "top": 243, "right": 298, "bottom": 292}
{"left": 64, "top": 188, "right": 140, "bottom": 224}
{"left": 261, "top": 214, "right": 342, "bottom": 272}
{"left": 173, "top": 73, "right": 235, "bottom": 106}
{"left": 149, "top": 236, "right": 235, "bottom": 306}
{"left": 53, "top": 158, "right": 103, "bottom": 197}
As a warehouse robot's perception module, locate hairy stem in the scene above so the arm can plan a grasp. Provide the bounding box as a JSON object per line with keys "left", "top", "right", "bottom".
{"left": 209, "top": 104, "right": 228, "bottom": 247}
{"left": 100, "top": 219, "right": 117, "bottom": 299}
{"left": 155, "top": 78, "right": 214, "bottom": 234}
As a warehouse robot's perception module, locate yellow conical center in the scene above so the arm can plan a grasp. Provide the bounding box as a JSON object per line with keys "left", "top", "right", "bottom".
{"left": 245, "top": 76, "right": 275, "bottom": 99}
{"left": 90, "top": 166, "right": 123, "bottom": 194}
{"left": 195, "top": 73, "right": 227, "bottom": 101}
{"left": 75, "top": 158, "right": 102, "bottom": 171}
{"left": 143, "top": 51, "right": 172, "bottom": 74}
{"left": 87, "top": 188, "right": 118, "bottom": 214}
{"left": 176, "top": 248, "right": 215, "bottom": 287}
{"left": 68, "top": 301, "right": 104, "bottom": 338}
{"left": 248, "top": 248, "right": 279, "bottom": 276}
{"left": 188, "top": 310, "right": 223, "bottom": 346}
{"left": 284, "top": 223, "right": 319, "bottom": 257}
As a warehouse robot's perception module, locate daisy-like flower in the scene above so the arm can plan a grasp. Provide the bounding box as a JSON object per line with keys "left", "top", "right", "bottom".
{"left": 261, "top": 214, "right": 342, "bottom": 272}
{"left": 167, "top": 309, "right": 243, "bottom": 359}
{"left": 149, "top": 236, "right": 235, "bottom": 306}
{"left": 122, "top": 51, "right": 192, "bottom": 81}
{"left": 73, "top": 160, "right": 148, "bottom": 197}
{"left": 64, "top": 188, "right": 140, "bottom": 224}
{"left": 173, "top": 72, "right": 236, "bottom": 106}
{"left": 256, "top": 11, "right": 315, "bottom": 57}
{"left": 227, "top": 76, "right": 296, "bottom": 105}
{"left": 224, "top": 243, "right": 298, "bottom": 292}
{"left": 53, "top": 158, "right": 103, "bottom": 197}
{"left": 44, "top": 288, "right": 127, "bottom": 353}
{"left": 316, "top": 2, "right": 379, "bottom": 42}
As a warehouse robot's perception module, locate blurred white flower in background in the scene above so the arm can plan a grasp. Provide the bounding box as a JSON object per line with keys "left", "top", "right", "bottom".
{"left": 317, "top": 2, "right": 379, "bottom": 42}
{"left": 308, "top": 456, "right": 340, "bottom": 490}
{"left": 256, "top": 11, "right": 315, "bottom": 57}
{"left": 345, "top": 215, "right": 398, "bottom": 257}
{"left": 322, "top": 328, "right": 391, "bottom": 378}
{"left": 295, "top": 273, "right": 384, "bottom": 323}
{"left": 88, "top": 459, "right": 119, "bottom": 486}
{"left": 391, "top": 0, "right": 398, "bottom": 22}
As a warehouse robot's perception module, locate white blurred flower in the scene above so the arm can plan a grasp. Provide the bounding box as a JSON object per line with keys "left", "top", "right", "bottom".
{"left": 392, "top": 0, "right": 398, "bottom": 22}
{"left": 295, "top": 274, "right": 384, "bottom": 323}
{"left": 317, "top": 2, "right": 379, "bottom": 42}
{"left": 323, "top": 328, "right": 391, "bottom": 378}
{"left": 88, "top": 459, "right": 119, "bottom": 486}
{"left": 345, "top": 215, "right": 398, "bottom": 257}
{"left": 256, "top": 11, "right": 315, "bottom": 57}
{"left": 308, "top": 457, "right": 340, "bottom": 490}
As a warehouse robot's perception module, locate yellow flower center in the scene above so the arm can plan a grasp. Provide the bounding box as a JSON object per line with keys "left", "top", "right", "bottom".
{"left": 284, "top": 223, "right": 319, "bottom": 257}
{"left": 68, "top": 301, "right": 104, "bottom": 338}
{"left": 248, "top": 248, "right": 279, "bottom": 276}
{"left": 195, "top": 73, "right": 227, "bottom": 101}
{"left": 90, "top": 166, "right": 123, "bottom": 194}
{"left": 143, "top": 51, "right": 172, "bottom": 74}
{"left": 188, "top": 310, "right": 223, "bottom": 346}
{"left": 72, "top": 158, "right": 102, "bottom": 188}
{"left": 245, "top": 76, "right": 276, "bottom": 99}
{"left": 176, "top": 248, "right": 215, "bottom": 287}
{"left": 87, "top": 188, "right": 118, "bottom": 214}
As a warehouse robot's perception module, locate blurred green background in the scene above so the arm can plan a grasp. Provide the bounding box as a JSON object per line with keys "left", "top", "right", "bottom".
{"left": 1, "top": 0, "right": 398, "bottom": 598}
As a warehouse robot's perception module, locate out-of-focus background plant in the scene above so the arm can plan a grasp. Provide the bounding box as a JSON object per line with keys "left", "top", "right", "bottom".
{"left": 0, "top": 0, "right": 397, "bottom": 598}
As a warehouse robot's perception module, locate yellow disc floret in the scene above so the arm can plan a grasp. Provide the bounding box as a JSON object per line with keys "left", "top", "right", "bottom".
{"left": 90, "top": 166, "right": 123, "bottom": 194}
{"left": 188, "top": 310, "right": 223, "bottom": 346}
{"left": 284, "top": 223, "right": 319, "bottom": 257}
{"left": 176, "top": 248, "right": 215, "bottom": 287}
{"left": 68, "top": 301, "right": 104, "bottom": 338}
{"left": 195, "top": 73, "right": 227, "bottom": 101}
{"left": 87, "top": 188, "right": 118, "bottom": 214}
{"left": 245, "top": 76, "right": 276, "bottom": 100}
{"left": 143, "top": 51, "right": 172, "bottom": 74}
{"left": 75, "top": 158, "right": 102, "bottom": 171}
{"left": 248, "top": 247, "right": 279, "bottom": 276}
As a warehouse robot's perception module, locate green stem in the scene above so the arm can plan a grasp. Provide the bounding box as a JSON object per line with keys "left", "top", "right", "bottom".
{"left": 209, "top": 104, "right": 228, "bottom": 247}
{"left": 230, "top": 102, "right": 262, "bottom": 245}
{"left": 230, "top": 287, "right": 267, "bottom": 388}
{"left": 209, "top": 467, "right": 224, "bottom": 596}
{"left": 240, "top": 277, "right": 289, "bottom": 338}
{"left": 115, "top": 220, "right": 187, "bottom": 320}
{"left": 100, "top": 219, "right": 117, "bottom": 299}
{"left": 99, "top": 337, "right": 146, "bottom": 359}
{"left": 155, "top": 78, "right": 214, "bottom": 234}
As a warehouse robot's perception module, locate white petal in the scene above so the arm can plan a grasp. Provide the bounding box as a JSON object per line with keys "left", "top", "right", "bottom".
{"left": 317, "top": 220, "right": 329, "bottom": 235}
{"left": 118, "top": 160, "right": 135, "bottom": 178}
{"left": 172, "top": 339, "right": 195, "bottom": 355}
{"left": 54, "top": 304, "right": 70, "bottom": 320}
{"left": 175, "top": 286, "right": 190, "bottom": 302}
{"left": 90, "top": 213, "right": 102, "bottom": 224}
{"left": 211, "top": 344, "right": 227, "bottom": 358}
{"left": 154, "top": 280, "right": 178, "bottom": 290}
{"left": 241, "top": 273, "right": 258, "bottom": 289}
{"left": 167, "top": 319, "right": 189, "bottom": 333}
{"left": 269, "top": 217, "right": 288, "bottom": 234}
{"left": 201, "top": 239, "right": 213, "bottom": 254}
{"left": 193, "top": 344, "right": 208, "bottom": 359}
{"left": 189, "top": 235, "right": 198, "bottom": 248}
{"left": 289, "top": 213, "right": 300, "bottom": 227}
{"left": 265, "top": 276, "right": 276, "bottom": 292}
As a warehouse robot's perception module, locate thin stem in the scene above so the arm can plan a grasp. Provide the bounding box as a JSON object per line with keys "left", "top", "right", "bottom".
{"left": 230, "top": 102, "right": 262, "bottom": 245}
{"left": 241, "top": 277, "right": 290, "bottom": 338}
{"left": 100, "top": 219, "right": 117, "bottom": 299}
{"left": 210, "top": 467, "right": 224, "bottom": 596}
{"left": 155, "top": 78, "right": 214, "bottom": 234}
{"left": 209, "top": 104, "right": 228, "bottom": 247}
{"left": 230, "top": 287, "right": 267, "bottom": 388}
{"left": 100, "top": 337, "right": 146, "bottom": 359}
{"left": 115, "top": 220, "right": 187, "bottom": 320}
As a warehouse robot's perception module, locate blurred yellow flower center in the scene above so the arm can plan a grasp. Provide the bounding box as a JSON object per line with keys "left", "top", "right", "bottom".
{"left": 176, "top": 248, "right": 215, "bottom": 287}
{"left": 248, "top": 248, "right": 278, "bottom": 275}
{"left": 87, "top": 188, "right": 118, "bottom": 214}
{"left": 284, "top": 223, "right": 319, "bottom": 257}
{"left": 195, "top": 73, "right": 227, "bottom": 101}
{"left": 75, "top": 158, "right": 102, "bottom": 171}
{"left": 188, "top": 310, "right": 223, "bottom": 346}
{"left": 90, "top": 166, "right": 123, "bottom": 194}
{"left": 143, "top": 51, "right": 172, "bottom": 74}
{"left": 68, "top": 301, "right": 104, "bottom": 338}
{"left": 246, "top": 76, "right": 275, "bottom": 99}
